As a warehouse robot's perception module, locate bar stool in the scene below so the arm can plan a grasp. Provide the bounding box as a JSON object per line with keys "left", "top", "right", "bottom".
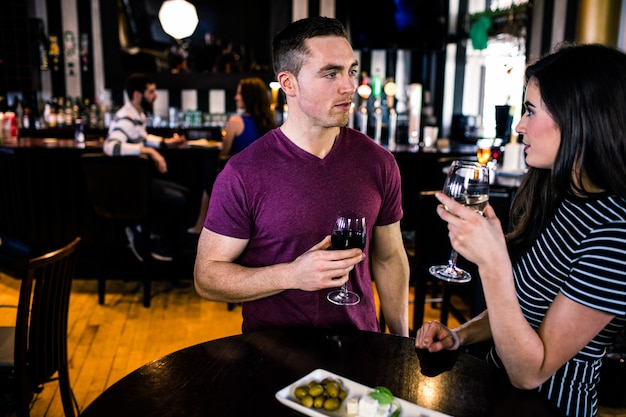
{"left": 80, "top": 153, "right": 153, "bottom": 307}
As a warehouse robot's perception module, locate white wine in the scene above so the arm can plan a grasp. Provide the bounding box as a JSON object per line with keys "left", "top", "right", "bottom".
{"left": 463, "top": 194, "right": 489, "bottom": 213}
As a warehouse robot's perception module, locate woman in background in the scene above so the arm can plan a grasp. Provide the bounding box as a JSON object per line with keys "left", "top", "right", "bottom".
{"left": 188, "top": 77, "right": 275, "bottom": 234}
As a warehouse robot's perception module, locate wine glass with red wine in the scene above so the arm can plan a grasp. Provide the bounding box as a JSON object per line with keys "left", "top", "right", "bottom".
{"left": 327, "top": 212, "right": 366, "bottom": 306}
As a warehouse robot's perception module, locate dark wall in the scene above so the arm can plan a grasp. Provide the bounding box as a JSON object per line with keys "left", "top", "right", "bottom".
{"left": 0, "top": 2, "right": 41, "bottom": 95}
{"left": 99, "top": 0, "right": 290, "bottom": 93}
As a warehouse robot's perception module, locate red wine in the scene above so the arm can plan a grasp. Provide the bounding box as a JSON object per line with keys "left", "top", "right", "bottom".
{"left": 331, "top": 230, "right": 366, "bottom": 250}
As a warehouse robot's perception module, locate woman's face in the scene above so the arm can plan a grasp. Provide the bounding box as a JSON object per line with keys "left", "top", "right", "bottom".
{"left": 235, "top": 85, "right": 245, "bottom": 110}
{"left": 515, "top": 79, "right": 561, "bottom": 169}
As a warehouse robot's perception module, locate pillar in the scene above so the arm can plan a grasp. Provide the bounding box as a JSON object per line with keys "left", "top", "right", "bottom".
{"left": 576, "top": 0, "right": 621, "bottom": 46}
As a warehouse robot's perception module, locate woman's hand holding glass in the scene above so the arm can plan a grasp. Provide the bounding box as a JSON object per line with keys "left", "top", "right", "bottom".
{"left": 429, "top": 161, "right": 490, "bottom": 283}
{"left": 433, "top": 192, "right": 509, "bottom": 273}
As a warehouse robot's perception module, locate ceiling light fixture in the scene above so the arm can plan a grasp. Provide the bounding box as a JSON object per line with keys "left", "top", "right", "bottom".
{"left": 158, "top": 0, "right": 199, "bottom": 40}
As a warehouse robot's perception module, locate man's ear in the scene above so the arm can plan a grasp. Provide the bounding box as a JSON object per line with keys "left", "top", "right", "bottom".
{"left": 277, "top": 72, "right": 295, "bottom": 97}
{"left": 131, "top": 90, "right": 142, "bottom": 103}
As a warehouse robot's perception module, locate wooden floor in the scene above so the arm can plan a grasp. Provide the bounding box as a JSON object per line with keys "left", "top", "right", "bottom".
{"left": 0, "top": 272, "right": 624, "bottom": 417}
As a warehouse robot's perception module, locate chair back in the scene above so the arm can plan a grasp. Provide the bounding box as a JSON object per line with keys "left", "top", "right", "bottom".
{"left": 79, "top": 153, "right": 153, "bottom": 307}
{"left": 10, "top": 237, "right": 81, "bottom": 417}
{"left": 80, "top": 153, "right": 151, "bottom": 221}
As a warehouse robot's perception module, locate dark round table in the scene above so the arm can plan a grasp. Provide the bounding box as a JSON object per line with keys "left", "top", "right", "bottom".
{"left": 80, "top": 328, "right": 563, "bottom": 417}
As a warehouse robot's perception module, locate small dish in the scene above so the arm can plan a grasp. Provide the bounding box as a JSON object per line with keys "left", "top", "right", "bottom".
{"left": 275, "top": 369, "right": 452, "bottom": 417}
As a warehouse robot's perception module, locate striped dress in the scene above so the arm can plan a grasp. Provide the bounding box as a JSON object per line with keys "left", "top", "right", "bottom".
{"left": 487, "top": 195, "right": 626, "bottom": 417}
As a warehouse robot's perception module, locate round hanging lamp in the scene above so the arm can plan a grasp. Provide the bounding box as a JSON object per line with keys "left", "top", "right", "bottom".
{"left": 158, "top": 0, "right": 199, "bottom": 40}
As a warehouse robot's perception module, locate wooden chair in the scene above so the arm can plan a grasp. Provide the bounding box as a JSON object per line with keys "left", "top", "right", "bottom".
{"left": 80, "top": 153, "right": 153, "bottom": 307}
{"left": 0, "top": 237, "right": 81, "bottom": 417}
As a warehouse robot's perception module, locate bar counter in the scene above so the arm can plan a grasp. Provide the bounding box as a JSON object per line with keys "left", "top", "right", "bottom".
{"left": 0, "top": 136, "right": 478, "bottom": 279}
{"left": 0, "top": 137, "right": 221, "bottom": 278}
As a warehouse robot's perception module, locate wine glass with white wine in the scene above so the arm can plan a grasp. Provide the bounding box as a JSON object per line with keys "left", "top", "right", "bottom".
{"left": 429, "top": 160, "right": 490, "bottom": 283}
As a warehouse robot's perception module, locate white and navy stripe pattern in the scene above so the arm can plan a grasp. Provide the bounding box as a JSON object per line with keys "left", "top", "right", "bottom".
{"left": 103, "top": 102, "right": 161, "bottom": 157}
{"left": 487, "top": 195, "right": 626, "bottom": 417}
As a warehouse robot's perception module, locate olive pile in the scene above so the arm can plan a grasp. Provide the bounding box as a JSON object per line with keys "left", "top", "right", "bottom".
{"left": 293, "top": 377, "right": 348, "bottom": 411}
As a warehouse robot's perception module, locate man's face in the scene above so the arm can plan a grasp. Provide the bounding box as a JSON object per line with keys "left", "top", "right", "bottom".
{"left": 140, "top": 83, "right": 158, "bottom": 113}
{"left": 289, "top": 36, "right": 358, "bottom": 128}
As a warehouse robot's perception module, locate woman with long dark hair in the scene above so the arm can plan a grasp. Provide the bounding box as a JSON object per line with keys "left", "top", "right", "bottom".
{"left": 415, "top": 43, "right": 626, "bottom": 417}
{"left": 188, "top": 77, "right": 275, "bottom": 234}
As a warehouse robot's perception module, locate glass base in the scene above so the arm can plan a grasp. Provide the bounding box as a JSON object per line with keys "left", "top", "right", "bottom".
{"left": 429, "top": 264, "right": 472, "bottom": 284}
{"left": 327, "top": 290, "right": 360, "bottom": 306}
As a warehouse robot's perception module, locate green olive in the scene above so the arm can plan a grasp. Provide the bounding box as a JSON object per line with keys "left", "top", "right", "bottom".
{"left": 308, "top": 383, "right": 324, "bottom": 397}
{"left": 324, "top": 397, "right": 341, "bottom": 411}
{"left": 313, "top": 395, "right": 325, "bottom": 408}
{"left": 325, "top": 381, "right": 339, "bottom": 398}
{"left": 301, "top": 395, "right": 314, "bottom": 408}
{"left": 294, "top": 386, "right": 308, "bottom": 400}
{"left": 339, "top": 389, "right": 348, "bottom": 400}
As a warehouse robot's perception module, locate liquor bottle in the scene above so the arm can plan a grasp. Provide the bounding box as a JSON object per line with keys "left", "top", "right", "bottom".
{"left": 49, "top": 35, "right": 60, "bottom": 72}
{"left": 3, "top": 112, "right": 18, "bottom": 140}
{"left": 64, "top": 97, "right": 74, "bottom": 127}
{"left": 89, "top": 101, "right": 100, "bottom": 129}
{"left": 15, "top": 100, "right": 23, "bottom": 129}
{"left": 22, "top": 107, "right": 31, "bottom": 130}
{"left": 56, "top": 97, "right": 65, "bottom": 127}
{"left": 44, "top": 100, "right": 54, "bottom": 128}
{"left": 74, "top": 118, "right": 85, "bottom": 143}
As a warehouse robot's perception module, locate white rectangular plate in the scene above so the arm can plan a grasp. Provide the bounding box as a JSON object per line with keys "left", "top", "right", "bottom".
{"left": 275, "top": 369, "right": 452, "bottom": 417}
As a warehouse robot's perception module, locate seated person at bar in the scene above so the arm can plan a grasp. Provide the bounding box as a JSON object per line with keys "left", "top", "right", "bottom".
{"left": 187, "top": 76, "right": 276, "bottom": 234}
{"left": 104, "top": 74, "right": 188, "bottom": 262}
{"left": 194, "top": 16, "right": 410, "bottom": 336}
{"left": 415, "top": 44, "right": 626, "bottom": 417}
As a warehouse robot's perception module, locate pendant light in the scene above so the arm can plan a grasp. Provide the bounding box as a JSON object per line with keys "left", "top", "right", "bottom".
{"left": 158, "top": 0, "right": 199, "bottom": 40}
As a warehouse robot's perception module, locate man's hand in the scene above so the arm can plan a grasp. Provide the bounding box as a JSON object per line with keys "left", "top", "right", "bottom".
{"left": 290, "top": 236, "right": 365, "bottom": 292}
{"left": 164, "top": 133, "right": 185, "bottom": 147}
{"left": 143, "top": 147, "right": 168, "bottom": 173}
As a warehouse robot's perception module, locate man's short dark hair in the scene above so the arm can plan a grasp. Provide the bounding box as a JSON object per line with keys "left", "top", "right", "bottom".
{"left": 272, "top": 16, "right": 349, "bottom": 77}
{"left": 125, "top": 74, "right": 155, "bottom": 100}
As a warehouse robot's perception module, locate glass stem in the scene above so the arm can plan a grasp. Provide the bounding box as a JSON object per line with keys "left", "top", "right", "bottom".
{"left": 340, "top": 271, "right": 352, "bottom": 295}
{"left": 446, "top": 249, "right": 459, "bottom": 269}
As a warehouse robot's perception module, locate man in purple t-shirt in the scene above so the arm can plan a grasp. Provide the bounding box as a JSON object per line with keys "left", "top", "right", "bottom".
{"left": 193, "top": 16, "right": 410, "bottom": 336}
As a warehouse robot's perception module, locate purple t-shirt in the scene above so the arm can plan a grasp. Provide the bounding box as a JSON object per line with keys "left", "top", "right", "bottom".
{"left": 205, "top": 127, "right": 403, "bottom": 332}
